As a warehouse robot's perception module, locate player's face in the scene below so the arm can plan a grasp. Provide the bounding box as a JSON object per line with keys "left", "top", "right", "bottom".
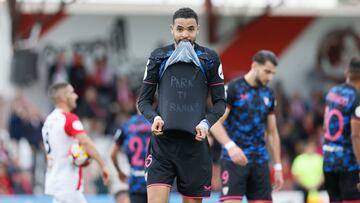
{"left": 254, "top": 61, "right": 276, "bottom": 86}
{"left": 65, "top": 85, "right": 78, "bottom": 111}
{"left": 171, "top": 18, "right": 199, "bottom": 45}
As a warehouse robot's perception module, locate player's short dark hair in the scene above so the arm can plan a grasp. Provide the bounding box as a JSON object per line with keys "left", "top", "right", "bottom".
{"left": 48, "top": 82, "right": 70, "bottom": 102}
{"left": 173, "top": 7, "right": 198, "bottom": 24}
{"left": 348, "top": 57, "right": 360, "bottom": 73}
{"left": 252, "top": 50, "right": 278, "bottom": 66}
{"left": 347, "top": 57, "right": 360, "bottom": 81}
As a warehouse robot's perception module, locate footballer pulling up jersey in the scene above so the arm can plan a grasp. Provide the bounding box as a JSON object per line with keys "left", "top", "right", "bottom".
{"left": 221, "top": 77, "right": 275, "bottom": 164}
{"left": 42, "top": 109, "right": 85, "bottom": 195}
{"left": 114, "top": 114, "right": 151, "bottom": 194}
{"left": 323, "top": 83, "right": 360, "bottom": 172}
{"left": 138, "top": 43, "right": 225, "bottom": 134}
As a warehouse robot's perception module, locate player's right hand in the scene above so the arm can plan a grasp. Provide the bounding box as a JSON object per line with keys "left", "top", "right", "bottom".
{"left": 228, "top": 146, "right": 248, "bottom": 166}
{"left": 101, "top": 166, "right": 110, "bottom": 186}
{"left": 152, "top": 116, "right": 164, "bottom": 136}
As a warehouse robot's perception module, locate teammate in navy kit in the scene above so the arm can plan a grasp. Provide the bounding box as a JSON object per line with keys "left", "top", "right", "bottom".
{"left": 110, "top": 112, "right": 151, "bottom": 203}
{"left": 211, "top": 50, "right": 284, "bottom": 203}
{"left": 137, "top": 7, "right": 225, "bottom": 203}
{"left": 322, "top": 57, "right": 360, "bottom": 202}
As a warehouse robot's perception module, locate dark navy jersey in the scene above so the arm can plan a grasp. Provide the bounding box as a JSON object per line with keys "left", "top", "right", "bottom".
{"left": 220, "top": 77, "right": 275, "bottom": 164}
{"left": 323, "top": 83, "right": 360, "bottom": 172}
{"left": 138, "top": 43, "right": 225, "bottom": 129}
{"left": 115, "top": 114, "right": 151, "bottom": 194}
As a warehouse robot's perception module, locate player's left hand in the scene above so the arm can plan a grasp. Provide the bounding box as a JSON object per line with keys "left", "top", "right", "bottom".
{"left": 195, "top": 119, "right": 209, "bottom": 141}
{"left": 273, "top": 170, "right": 284, "bottom": 191}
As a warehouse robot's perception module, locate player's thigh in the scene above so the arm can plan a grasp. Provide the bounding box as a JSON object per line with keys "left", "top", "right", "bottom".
{"left": 324, "top": 172, "right": 342, "bottom": 202}
{"left": 145, "top": 153, "right": 175, "bottom": 187}
{"left": 340, "top": 171, "right": 360, "bottom": 201}
{"left": 147, "top": 185, "right": 171, "bottom": 203}
{"left": 53, "top": 191, "right": 87, "bottom": 203}
{"left": 175, "top": 139, "right": 212, "bottom": 198}
{"left": 219, "top": 160, "right": 249, "bottom": 202}
{"left": 246, "top": 163, "right": 272, "bottom": 201}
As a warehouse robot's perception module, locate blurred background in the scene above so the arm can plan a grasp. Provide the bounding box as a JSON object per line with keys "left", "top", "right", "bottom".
{"left": 0, "top": 0, "right": 360, "bottom": 202}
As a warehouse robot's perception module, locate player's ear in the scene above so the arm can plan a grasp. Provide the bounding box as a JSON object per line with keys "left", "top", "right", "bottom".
{"left": 170, "top": 24, "right": 174, "bottom": 34}
{"left": 251, "top": 61, "right": 257, "bottom": 70}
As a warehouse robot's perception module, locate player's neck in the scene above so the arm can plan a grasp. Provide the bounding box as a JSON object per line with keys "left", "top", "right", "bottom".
{"left": 244, "top": 71, "right": 258, "bottom": 87}
{"left": 55, "top": 104, "right": 71, "bottom": 113}
{"left": 348, "top": 80, "right": 360, "bottom": 92}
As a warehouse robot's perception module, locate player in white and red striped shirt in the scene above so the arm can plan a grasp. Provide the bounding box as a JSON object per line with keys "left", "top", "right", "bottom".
{"left": 42, "top": 82, "right": 110, "bottom": 203}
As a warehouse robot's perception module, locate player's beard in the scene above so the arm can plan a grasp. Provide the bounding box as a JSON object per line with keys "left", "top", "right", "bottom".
{"left": 255, "top": 75, "right": 267, "bottom": 87}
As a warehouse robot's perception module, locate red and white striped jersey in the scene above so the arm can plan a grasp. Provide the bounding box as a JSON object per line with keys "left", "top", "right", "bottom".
{"left": 42, "top": 108, "right": 85, "bottom": 195}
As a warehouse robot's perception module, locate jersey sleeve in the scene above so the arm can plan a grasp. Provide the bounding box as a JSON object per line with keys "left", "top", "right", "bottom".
{"left": 114, "top": 127, "right": 125, "bottom": 146}
{"left": 204, "top": 51, "right": 226, "bottom": 127}
{"left": 207, "top": 53, "right": 225, "bottom": 86}
{"left": 225, "top": 81, "right": 237, "bottom": 106}
{"left": 351, "top": 92, "right": 360, "bottom": 120}
{"left": 138, "top": 51, "right": 161, "bottom": 123}
{"left": 268, "top": 89, "right": 276, "bottom": 114}
{"left": 63, "top": 112, "right": 85, "bottom": 137}
{"left": 142, "top": 52, "right": 159, "bottom": 85}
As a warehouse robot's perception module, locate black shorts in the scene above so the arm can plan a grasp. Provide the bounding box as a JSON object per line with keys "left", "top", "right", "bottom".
{"left": 130, "top": 193, "right": 147, "bottom": 203}
{"left": 145, "top": 130, "right": 212, "bottom": 198}
{"left": 219, "top": 160, "right": 272, "bottom": 202}
{"left": 324, "top": 170, "right": 360, "bottom": 201}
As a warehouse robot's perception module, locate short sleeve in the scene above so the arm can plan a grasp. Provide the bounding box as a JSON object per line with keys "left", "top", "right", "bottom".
{"left": 268, "top": 90, "right": 276, "bottom": 113}
{"left": 351, "top": 93, "right": 360, "bottom": 119}
{"left": 208, "top": 53, "right": 225, "bottom": 86}
{"left": 142, "top": 52, "right": 160, "bottom": 85}
{"left": 225, "top": 81, "right": 237, "bottom": 106}
{"left": 63, "top": 112, "right": 85, "bottom": 137}
{"left": 114, "top": 128, "right": 125, "bottom": 146}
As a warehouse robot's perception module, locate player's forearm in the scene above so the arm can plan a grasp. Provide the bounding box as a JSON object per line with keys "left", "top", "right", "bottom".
{"left": 110, "top": 145, "right": 121, "bottom": 173}
{"left": 351, "top": 120, "right": 360, "bottom": 165}
{"left": 210, "top": 121, "right": 232, "bottom": 145}
{"left": 351, "top": 134, "right": 360, "bottom": 165}
{"left": 138, "top": 84, "right": 158, "bottom": 123}
{"left": 266, "top": 132, "right": 281, "bottom": 164}
{"left": 83, "top": 142, "right": 106, "bottom": 168}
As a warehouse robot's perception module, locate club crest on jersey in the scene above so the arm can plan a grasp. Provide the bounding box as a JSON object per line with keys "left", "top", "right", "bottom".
{"left": 222, "top": 186, "right": 229, "bottom": 195}
{"left": 72, "top": 120, "right": 84, "bottom": 131}
{"left": 263, "top": 97, "right": 270, "bottom": 106}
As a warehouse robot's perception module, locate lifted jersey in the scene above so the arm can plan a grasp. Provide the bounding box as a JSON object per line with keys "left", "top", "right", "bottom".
{"left": 140, "top": 43, "right": 225, "bottom": 130}
{"left": 115, "top": 114, "right": 151, "bottom": 194}
{"left": 42, "top": 109, "right": 85, "bottom": 195}
{"left": 221, "top": 77, "right": 275, "bottom": 164}
{"left": 158, "top": 62, "right": 208, "bottom": 134}
{"left": 323, "top": 84, "right": 360, "bottom": 172}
